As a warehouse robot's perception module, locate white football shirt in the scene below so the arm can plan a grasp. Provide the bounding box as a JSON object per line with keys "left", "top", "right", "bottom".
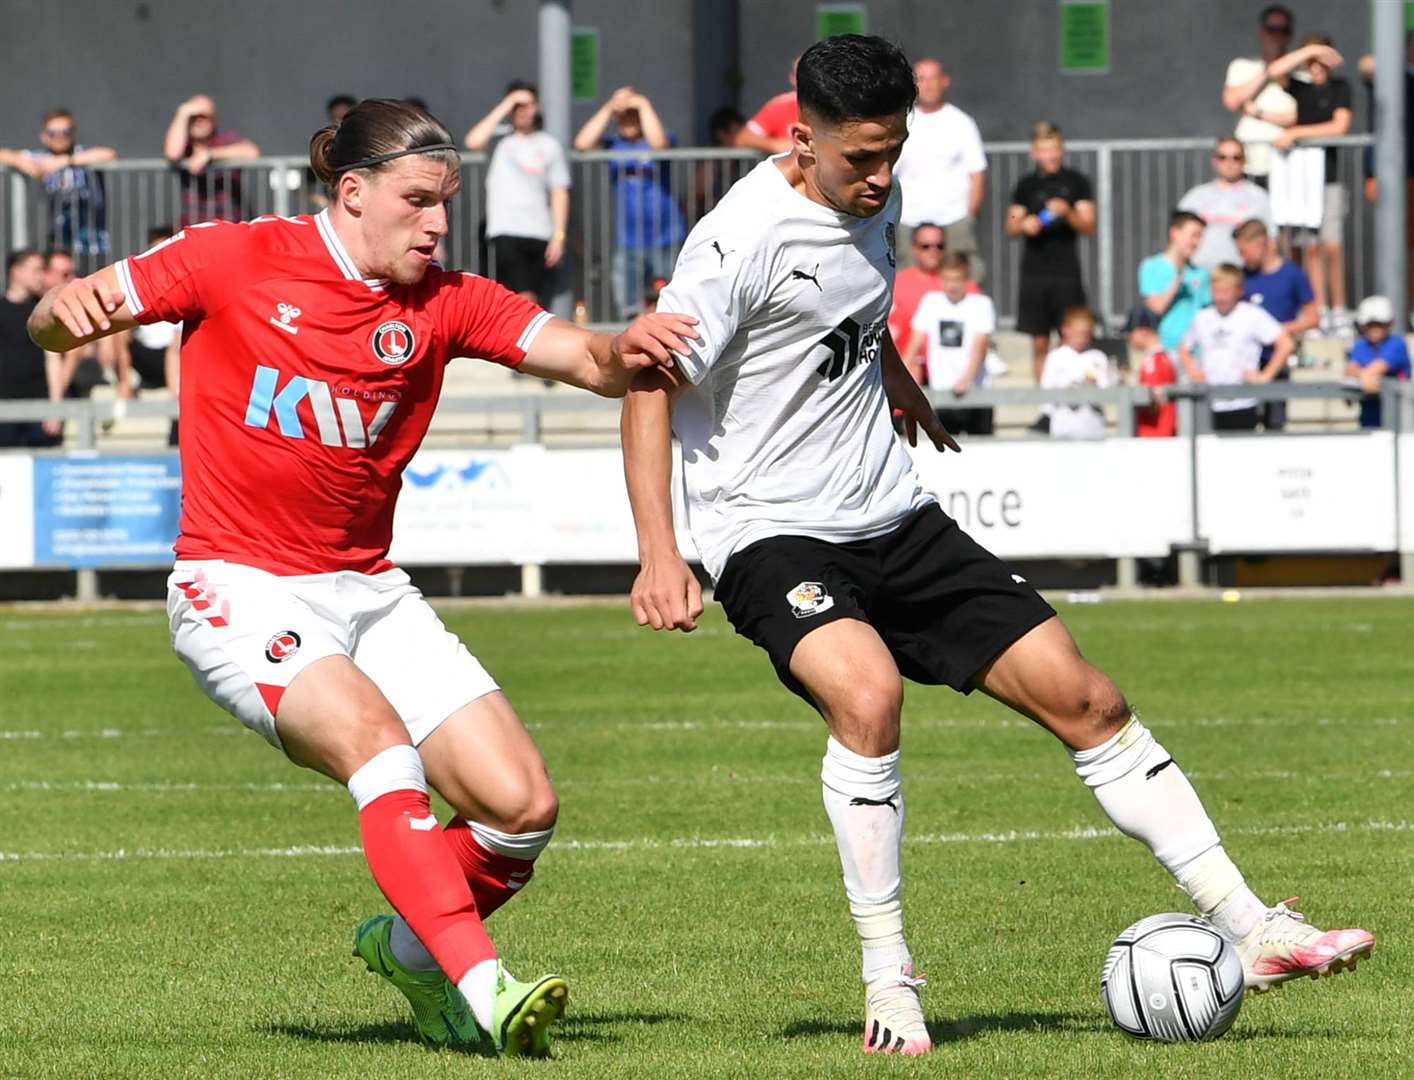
{"left": 910, "top": 291, "right": 995, "bottom": 391}
{"left": 1181, "top": 301, "right": 1281, "bottom": 412}
{"left": 656, "top": 157, "right": 933, "bottom": 581}
{"left": 894, "top": 103, "right": 987, "bottom": 228}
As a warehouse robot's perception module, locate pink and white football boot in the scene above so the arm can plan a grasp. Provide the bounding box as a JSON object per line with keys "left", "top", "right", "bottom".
{"left": 862, "top": 963, "right": 932, "bottom": 1055}
{"left": 1236, "top": 898, "right": 1375, "bottom": 993}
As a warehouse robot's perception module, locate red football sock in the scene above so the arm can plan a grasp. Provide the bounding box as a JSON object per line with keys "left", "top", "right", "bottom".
{"left": 443, "top": 816, "right": 537, "bottom": 919}
{"left": 358, "top": 790, "right": 495, "bottom": 983}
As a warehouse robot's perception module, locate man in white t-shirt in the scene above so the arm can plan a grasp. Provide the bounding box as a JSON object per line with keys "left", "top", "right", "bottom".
{"left": 901, "top": 251, "right": 995, "bottom": 434}
{"left": 894, "top": 58, "right": 987, "bottom": 278}
{"left": 619, "top": 34, "right": 1371, "bottom": 1059}
{"left": 1222, "top": 5, "right": 1298, "bottom": 180}
{"left": 1179, "top": 263, "right": 1295, "bottom": 431}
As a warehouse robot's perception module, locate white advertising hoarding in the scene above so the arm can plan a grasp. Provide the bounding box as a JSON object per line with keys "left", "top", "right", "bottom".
{"left": 1197, "top": 433, "right": 1396, "bottom": 553}
{"left": 908, "top": 438, "right": 1193, "bottom": 558}
{"left": 0, "top": 455, "right": 35, "bottom": 569}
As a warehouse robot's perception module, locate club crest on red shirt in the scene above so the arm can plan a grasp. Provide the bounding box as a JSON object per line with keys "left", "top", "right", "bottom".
{"left": 371, "top": 320, "right": 415, "bottom": 365}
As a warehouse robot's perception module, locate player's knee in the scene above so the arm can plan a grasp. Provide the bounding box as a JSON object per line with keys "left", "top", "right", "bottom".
{"left": 1071, "top": 669, "right": 1130, "bottom": 740}
{"left": 501, "top": 775, "right": 560, "bottom": 834}
{"left": 827, "top": 676, "right": 903, "bottom": 744}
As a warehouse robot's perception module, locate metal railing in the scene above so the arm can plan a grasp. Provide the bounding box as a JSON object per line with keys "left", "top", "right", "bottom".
{"left": 2, "top": 135, "right": 1377, "bottom": 324}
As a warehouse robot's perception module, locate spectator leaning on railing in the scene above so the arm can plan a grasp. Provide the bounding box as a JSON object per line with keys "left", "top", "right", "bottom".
{"left": 1040, "top": 307, "right": 1110, "bottom": 440}
{"left": 1269, "top": 36, "right": 1353, "bottom": 331}
{"left": 163, "top": 95, "right": 260, "bottom": 227}
{"left": 1235, "top": 217, "right": 1318, "bottom": 431}
{"left": 1346, "top": 295, "right": 1410, "bottom": 429}
{"left": 574, "top": 87, "right": 687, "bottom": 320}
{"left": 893, "top": 58, "right": 986, "bottom": 279}
{"left": 1179, "top": 264, "right": 1295, "bottom": 432}
{"left": 0, "top": 109, "right": 115, "bottom": 273}
{"left": 466, "top": 81, "right": 571, "bottom": 306}
{"left": 1138, "top": 210, "right": 1210, "bottom": 353}
{"left": 901, "top": 252, "right": 996, "bottom": 438}
{"left": 1178, "top": 137, "right": 1274, "bottom": 270}
{"left": 1006, "top": 121, "right": 1096, "bottom": 384}
{"left": 0, "top": 250, "right": 62, "bottom": 449}
{"left": 1222, "top": 4, "right": 1298, "bottom": 184}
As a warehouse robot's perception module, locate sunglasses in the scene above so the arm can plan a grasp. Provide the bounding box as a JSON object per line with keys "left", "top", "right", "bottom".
{"left": 913, "top": 242, "right": 945, "bottom": 250}
{"left": 188, "top": 113, "right": 214, "bottom": 122}
{"left": 1262, "top": 23, "right": 1291, "bottom": 34}
{"left": 1215, "top": 153, "right": 1244, "bottom": 162}
{"left": 43, "top": 126, "right": 73, "bottom": 137}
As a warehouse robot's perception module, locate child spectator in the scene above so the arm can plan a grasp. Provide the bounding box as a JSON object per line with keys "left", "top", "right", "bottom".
{"left": 1346, "top": 295, "right": 1411, "bottom": 428}
{"left": 901, "top": 252, "right": 996, "bottom": 436}
{"left": 1040, "top": 307, "right": 1110, "bottom": 439}
{"left": 1124, "top": 305, "right": 1176, "bottom": 438}
{"left": 1179, "top": 264, "right": 1296, "bottom": 431}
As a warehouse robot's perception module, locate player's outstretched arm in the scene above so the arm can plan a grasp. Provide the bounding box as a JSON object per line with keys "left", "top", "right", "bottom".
{"left": 27, "top": 264, "right": 138, "bottom": 353}
{"left": 881, "top": 334, "right": 960, "bottom": 454}
{"left": 622, "top": 367, "right": 703, "bottom": 632}
{"left": 520, "top": 313, "right": 699, "bottom": 398}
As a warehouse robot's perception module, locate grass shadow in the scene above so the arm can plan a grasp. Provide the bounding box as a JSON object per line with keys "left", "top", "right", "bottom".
{"left": 264, "top": 1010, "right": 690, "bottom": 1051}
{"left": 784, "top": 1010, "right": 1107, "bottom": 1044}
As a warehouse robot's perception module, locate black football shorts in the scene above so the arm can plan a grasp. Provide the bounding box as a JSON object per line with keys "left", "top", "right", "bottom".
{"left": 714, "top": 504, "right": 1056, "bottom": 706}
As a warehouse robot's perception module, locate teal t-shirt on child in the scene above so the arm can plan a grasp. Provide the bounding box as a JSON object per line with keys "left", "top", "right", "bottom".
{"left": 1138, "top": 255, "right": 1211, "bottom": 350}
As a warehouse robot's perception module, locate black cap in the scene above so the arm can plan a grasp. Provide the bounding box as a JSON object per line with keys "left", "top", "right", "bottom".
{"left": 1122, "top": 305, "right": 1160, "bottom": 333}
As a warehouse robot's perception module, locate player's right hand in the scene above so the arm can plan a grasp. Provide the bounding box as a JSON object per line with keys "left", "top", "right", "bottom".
{"left": 48, "top": 275, "right": 125, "bottom": 340}
{"left": 631, "top": 555, "right": 704, "bottom": 632}
{"left": 612, "top": 312, "right": 700, "bottom": 372}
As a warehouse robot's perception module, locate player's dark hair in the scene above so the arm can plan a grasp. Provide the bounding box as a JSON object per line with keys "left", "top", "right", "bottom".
{"left": 6, "top": 248, "right": 41, "bottom": 275}
{"left": 796, "top": 35, "right": 916, "bottom": 126}
{"left": 1233, "top": 218, "right": 1269, "bottom": 243}
{"left": 309, "top": 98, "right": 458, "bottom": 189}
{"left": 1169, "top": 210, "right": 1205, "bottom": 232}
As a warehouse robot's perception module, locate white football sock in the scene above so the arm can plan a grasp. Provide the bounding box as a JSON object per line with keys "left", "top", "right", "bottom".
{"left": 1071, "top": 714, "right": 1265, "bottom": 938}
{"left": 389, "top": 915, "right": 439, "bottom": 972}
{"left": 457, "top": 958, "right": 500, "bottom": 1033}
{"left": 821, "top": 736, "right": 911, "bottom": 985}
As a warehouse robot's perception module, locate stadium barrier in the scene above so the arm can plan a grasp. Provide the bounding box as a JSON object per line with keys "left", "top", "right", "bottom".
{"left": 2, "top": 135, "right": 1375, "bottom": 326}
{"left": 2, "top": 380, "right": 1412, "bottom": 599}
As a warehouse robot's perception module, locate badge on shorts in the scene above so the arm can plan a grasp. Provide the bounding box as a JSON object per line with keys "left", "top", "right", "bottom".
{"left": 264, "top": 631, "right": 302, "bottom": 663}
{"left": 786, "top": 581, "right": 835, "bottom": 620}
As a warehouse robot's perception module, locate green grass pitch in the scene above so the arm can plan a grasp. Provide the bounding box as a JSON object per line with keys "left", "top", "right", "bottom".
{"left": 0, "top": 597, "right": 1409, "bottom": 1078}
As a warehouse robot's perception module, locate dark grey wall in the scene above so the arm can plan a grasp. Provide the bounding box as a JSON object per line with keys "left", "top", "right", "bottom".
{"left": 0, "top": 0, "right": 699, "bottom": 157}
{"left": 0, "top": 0, "right": 1377, "bottom": 157}
{"left": 738, "top": 0, "right": 1374, "bottom": 140}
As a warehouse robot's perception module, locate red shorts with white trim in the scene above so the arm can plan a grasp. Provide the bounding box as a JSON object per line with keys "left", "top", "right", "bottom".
{"left": 167, "top": 560, "right": 498, "bottom": 749}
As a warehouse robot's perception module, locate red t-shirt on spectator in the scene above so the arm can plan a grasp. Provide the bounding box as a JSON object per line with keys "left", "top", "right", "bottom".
{"left": 747, "top": 92, "right": 798, "bottom": 141}
{"left": 1136, "top": 347, "right": 1177, "bottom": 437}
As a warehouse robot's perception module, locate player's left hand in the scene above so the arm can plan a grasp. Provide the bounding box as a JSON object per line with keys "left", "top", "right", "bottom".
{"left": 902, "top": 402, "right": 961, "bottom": 453}
{"left": 612, "top": 312, "right": 699, "bottom": 372}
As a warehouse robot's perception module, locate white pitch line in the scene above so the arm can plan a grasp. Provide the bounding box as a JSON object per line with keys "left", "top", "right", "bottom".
{"left": 1, "top": 780, "right": 333, "bottom": 794}
{"left": 0, "top": 819, "right": 1405, "bottom": 866}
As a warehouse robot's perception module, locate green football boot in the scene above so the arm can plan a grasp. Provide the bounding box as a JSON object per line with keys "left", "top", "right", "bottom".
{"left": 491, "top": 964, "right": 570, "bottom": 1057}
{"left": 352, "top": 914, "right": 485, "bottom": 1050}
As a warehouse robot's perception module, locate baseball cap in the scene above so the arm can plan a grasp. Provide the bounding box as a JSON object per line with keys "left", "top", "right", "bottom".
{"left": 1122, "top": 305, "right": 1160, "bottom": 333}
{"left": 1356, "top": 295, "right": 1394, "bottom": 326}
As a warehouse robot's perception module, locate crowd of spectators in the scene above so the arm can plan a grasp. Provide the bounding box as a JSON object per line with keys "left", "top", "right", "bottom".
{"left": 1, "top": 3, "right": 1410, "bottom": 442}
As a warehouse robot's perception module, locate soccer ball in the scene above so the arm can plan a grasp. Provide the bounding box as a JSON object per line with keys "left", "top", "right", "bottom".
{"left": 1100, "top": 913, "right": 1244, "bottom": 1042}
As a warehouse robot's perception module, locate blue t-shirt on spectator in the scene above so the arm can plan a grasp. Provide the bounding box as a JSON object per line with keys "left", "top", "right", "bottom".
{"left": 1244, "top": 261, "right": 1313, "bottom": 324}
{"left": 1138, "top": 255, "right": 1210, "bottom": 350}
{"left": 604, "top": 133, "right": 687, "bottom": 250}
{"left": 1349, "top": 334, "right": 1411, "bottom": 428}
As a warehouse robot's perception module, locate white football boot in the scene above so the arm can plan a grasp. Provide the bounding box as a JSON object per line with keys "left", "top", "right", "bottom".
{"left": 1235, "top": 898, "right": 1375, "bottom": 993}
{"left": 862, "top": 962, "right": 932, "bottom": 1055}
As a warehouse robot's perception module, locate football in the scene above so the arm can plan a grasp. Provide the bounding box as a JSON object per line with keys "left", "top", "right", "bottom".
{"left": 1100, "top": 913, "right": 1244, "bottom": 1042}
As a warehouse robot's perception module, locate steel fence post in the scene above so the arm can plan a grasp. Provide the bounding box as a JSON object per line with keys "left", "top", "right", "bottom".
{"left": 1096, "top": 143, "right": 1114, "bottom": 327}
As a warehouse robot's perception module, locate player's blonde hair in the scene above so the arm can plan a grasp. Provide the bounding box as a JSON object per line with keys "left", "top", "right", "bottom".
{"left": 309, "top": 99, "right": 459, "bottom": 190}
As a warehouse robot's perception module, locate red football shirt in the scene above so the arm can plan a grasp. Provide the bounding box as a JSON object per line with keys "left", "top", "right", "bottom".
{"left": 115, "top": 211, "right": 552, "bottom": 575}
{"left": 747, "top": 92, "right": 798, "bottom": 140}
